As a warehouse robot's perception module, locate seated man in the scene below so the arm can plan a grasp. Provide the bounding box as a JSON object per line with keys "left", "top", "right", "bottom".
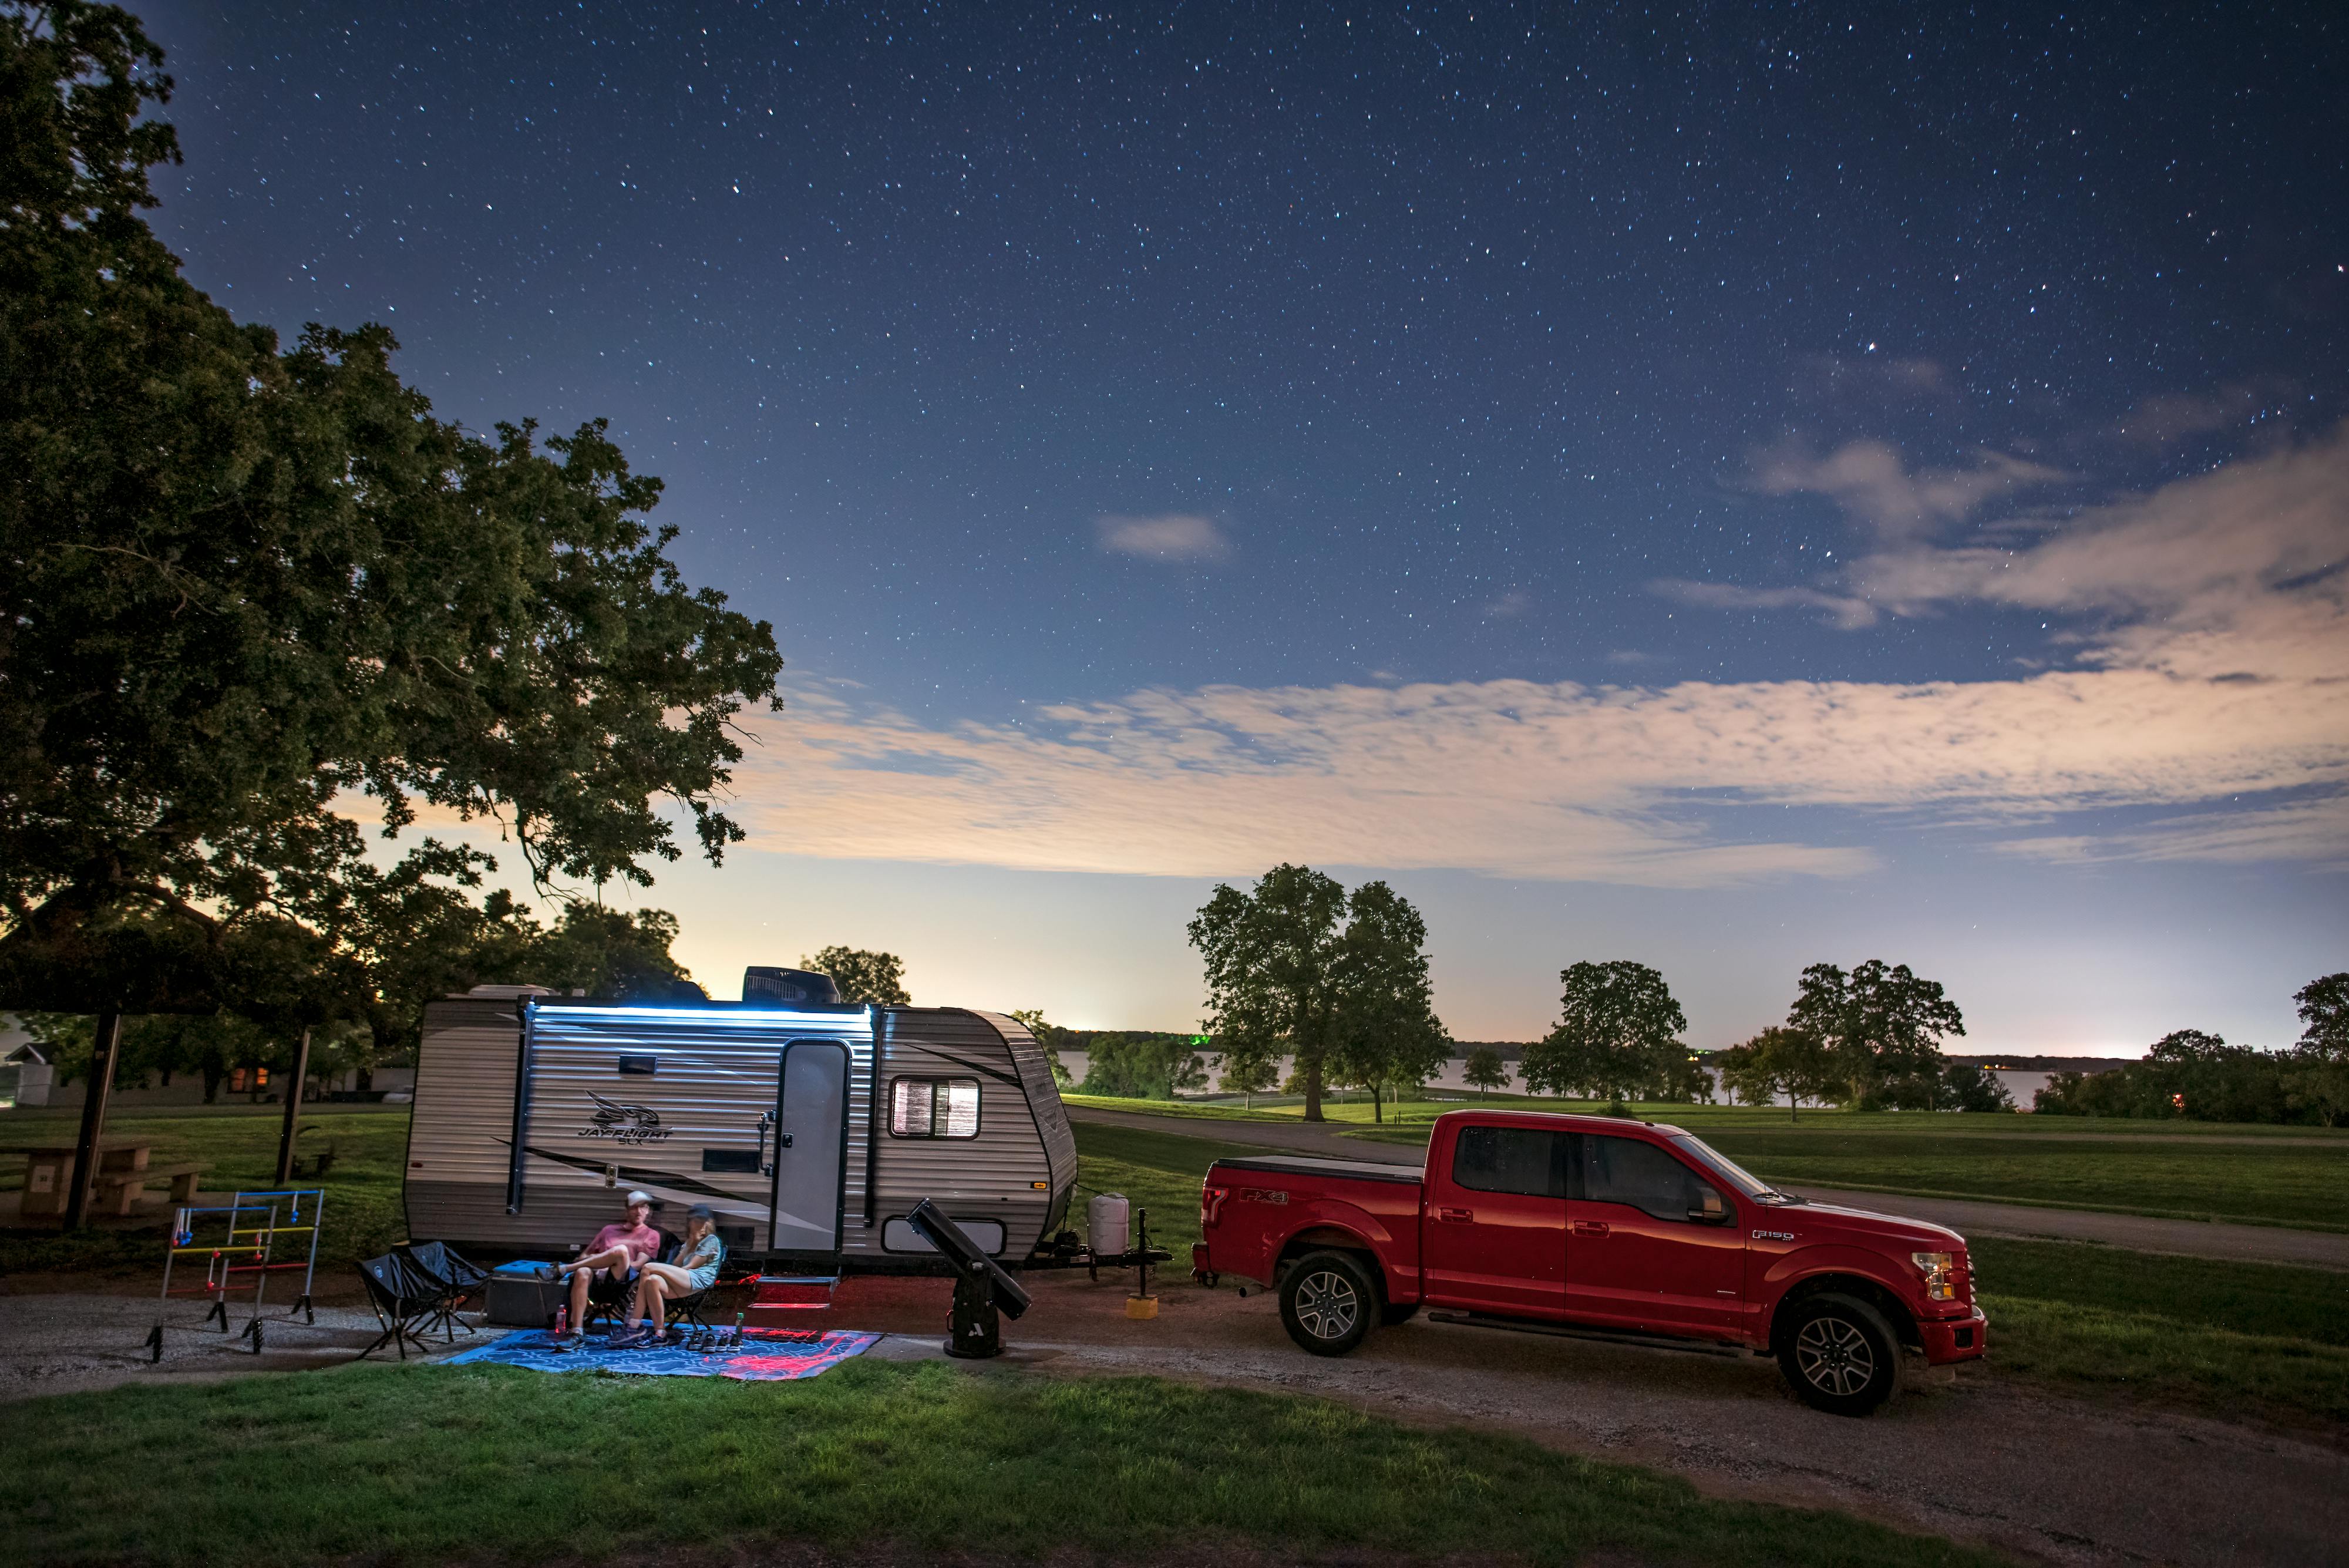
{"left": 554, "top": 1190, "right": 662, "bottom": 1341}
{"left": 611, "top": 1204, "right": 727, "bottom": 1347}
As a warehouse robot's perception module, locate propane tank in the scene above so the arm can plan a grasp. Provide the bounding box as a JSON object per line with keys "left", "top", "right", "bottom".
{"left": 1087, "top": 1192, "right": 1130, "bottom": 1257}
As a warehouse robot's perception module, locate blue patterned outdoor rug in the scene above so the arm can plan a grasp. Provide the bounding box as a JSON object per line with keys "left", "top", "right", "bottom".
{"left": 446, "top": 1327, "right": 881, "bottom": 1381}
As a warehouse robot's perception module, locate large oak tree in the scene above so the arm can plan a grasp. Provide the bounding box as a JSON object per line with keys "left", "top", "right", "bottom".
{"left": 0, "top": 4, "right": 784, "bottom": 1019}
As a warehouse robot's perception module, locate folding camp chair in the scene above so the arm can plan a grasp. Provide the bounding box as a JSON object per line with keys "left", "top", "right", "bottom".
{"left": 356, "top": 1251, "right": 443, "bottom": 1361}
{"left": 398, "top": 1240, "right": 488, "bottom": 1341}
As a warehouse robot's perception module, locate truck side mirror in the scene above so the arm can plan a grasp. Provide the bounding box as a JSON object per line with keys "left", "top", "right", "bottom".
{"left": 1687, "top": 1186, "right": 1728, "bottom": 1224}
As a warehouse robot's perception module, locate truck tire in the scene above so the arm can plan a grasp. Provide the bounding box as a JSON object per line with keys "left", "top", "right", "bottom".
{"left": 1278, "top": 1250, "right": 1378, "bottom": 1356}
{"left": 1777, "top": 1293, "right": 1904, "bottom": 1416}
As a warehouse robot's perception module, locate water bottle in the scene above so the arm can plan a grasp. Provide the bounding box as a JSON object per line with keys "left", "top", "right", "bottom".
{"left": 732, "top": 1310, "right": 745, "bottom": 1347}
{"left": 553, "top": 1304, "right": 568, "bottom": 1338}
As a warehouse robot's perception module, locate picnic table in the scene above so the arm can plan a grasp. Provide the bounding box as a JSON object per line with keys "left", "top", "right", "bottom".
{"left": 15, "top": 1141, "right": 207, "bottom": 1220}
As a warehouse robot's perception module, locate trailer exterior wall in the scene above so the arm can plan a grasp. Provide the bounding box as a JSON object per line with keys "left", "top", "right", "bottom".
{"left": 405, "top": 999, "right": 1079, "bottom": 1268}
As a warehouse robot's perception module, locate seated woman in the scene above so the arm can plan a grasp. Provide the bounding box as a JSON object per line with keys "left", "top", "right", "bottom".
{"left": 611, "top": 1205, "right": 726, "bottom": 1346}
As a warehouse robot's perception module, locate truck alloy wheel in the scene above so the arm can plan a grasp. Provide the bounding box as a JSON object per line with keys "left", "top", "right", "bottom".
{"left": 1278, "top": 1250, "right": 1378, "bottom": 1356}
{"left": 1778, "top": 1293, "right": 1903, "bottom": 1416}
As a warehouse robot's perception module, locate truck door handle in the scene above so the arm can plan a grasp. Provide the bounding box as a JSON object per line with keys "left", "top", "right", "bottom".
{"left": 1573, "top": 1221, "right": 1610, "bottom": 1237}
{"left": 1436, "top": 1206, "right": 1473, "bottom": 1223}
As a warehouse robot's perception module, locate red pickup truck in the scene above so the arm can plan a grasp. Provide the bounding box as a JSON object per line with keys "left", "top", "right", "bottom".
{"left": 1192, "top": 1109, "right": 1986, "bottom": 1415}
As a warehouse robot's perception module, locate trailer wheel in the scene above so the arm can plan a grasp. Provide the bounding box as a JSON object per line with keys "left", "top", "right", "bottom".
{"left": 1193, "top": 1267, "right": 1220, "bottom": 1288}
{"left": 1777, "top": 1293, "right": 1904, "bottom": 1416}
{"left": 1278, "top": 1250, "right": 1377, "bottom": 1357}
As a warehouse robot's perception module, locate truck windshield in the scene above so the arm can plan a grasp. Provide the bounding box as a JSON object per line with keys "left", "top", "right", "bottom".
{"left": 1670, "top": 1133, "right": 1801, "bottom": 1204}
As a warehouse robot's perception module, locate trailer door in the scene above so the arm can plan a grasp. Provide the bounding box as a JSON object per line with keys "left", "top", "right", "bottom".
{"left": 770, "top": 1039, "right": 850, "bottom": 1253}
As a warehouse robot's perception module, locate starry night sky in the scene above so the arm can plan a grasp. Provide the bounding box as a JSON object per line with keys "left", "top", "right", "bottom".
{"left": 132, "top": 2, "right": 2349, "bottom": 1049}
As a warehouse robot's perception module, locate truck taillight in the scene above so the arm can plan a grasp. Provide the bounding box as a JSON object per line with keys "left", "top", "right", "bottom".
{"left": 1200, "top": 1185, "right": 1229, "bottom": 1229}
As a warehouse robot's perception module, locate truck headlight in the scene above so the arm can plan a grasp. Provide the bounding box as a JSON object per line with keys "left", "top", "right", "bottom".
{"left": 1911, "top": 1251, "right": 1956, "bottom": 1301}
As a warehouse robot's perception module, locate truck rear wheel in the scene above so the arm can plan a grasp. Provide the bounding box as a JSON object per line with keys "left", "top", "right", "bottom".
{"left": 1278, "top": 1250, "right": 1378, "bottom": 1357}
{"left": 1777, "top": 1293, "right": 1903, "bottom": 1416}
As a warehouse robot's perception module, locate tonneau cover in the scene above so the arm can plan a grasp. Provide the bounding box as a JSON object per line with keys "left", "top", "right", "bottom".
{"left": 1210, "top": 1154, "right": 1423, "bottom": 1185}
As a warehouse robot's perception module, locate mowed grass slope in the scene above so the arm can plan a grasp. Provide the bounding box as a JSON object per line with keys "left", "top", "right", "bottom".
{"left": 0, "top": 1107, "right": 411, "bottom": 1277}
{"left": 0, "top": 1359, "right": 2007, "bottom": 1568}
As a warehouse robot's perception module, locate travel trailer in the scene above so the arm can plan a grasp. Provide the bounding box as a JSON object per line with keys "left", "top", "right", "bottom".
{"left": 403, "top": 973, "right": 1077, "bottom": 1271}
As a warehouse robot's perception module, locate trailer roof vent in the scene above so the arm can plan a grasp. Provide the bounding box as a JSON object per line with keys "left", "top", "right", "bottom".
{"left": 743, "top": 967, "right": 843, "bottom": 1005}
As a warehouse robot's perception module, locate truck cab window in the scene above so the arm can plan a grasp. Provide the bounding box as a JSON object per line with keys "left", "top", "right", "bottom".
{"left": 1451, "top": 1126, "right": 1569, "bottom": 1197}
{"left": 890, "top": 1077, "right": 980, "bottom": 1138}
{"left": 1579, "top": 1135, "right": 1719, "bottom": 1222}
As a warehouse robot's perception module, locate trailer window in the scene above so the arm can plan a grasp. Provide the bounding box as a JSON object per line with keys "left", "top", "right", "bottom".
{"left": 890, "top": 1077, "right": 980, "bottom": 1138}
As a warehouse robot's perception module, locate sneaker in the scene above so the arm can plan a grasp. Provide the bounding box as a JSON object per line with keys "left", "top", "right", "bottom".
{"left": 603, "top": 1328, "right": 647, "bottom": 1350}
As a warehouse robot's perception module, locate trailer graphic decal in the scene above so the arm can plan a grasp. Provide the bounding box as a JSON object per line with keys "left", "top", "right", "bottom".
{"left": 580, "top": 1092, "right": 671, "bottom": 1143}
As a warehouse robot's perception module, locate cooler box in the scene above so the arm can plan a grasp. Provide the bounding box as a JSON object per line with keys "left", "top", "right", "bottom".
{"left": 484, "top": 1263, "right": 566, "bottom": 1328}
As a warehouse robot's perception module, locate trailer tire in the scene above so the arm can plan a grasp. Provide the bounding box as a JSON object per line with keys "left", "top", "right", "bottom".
{"left": 1777, "top": 1293, "right": 1904, "bottom": 1416}
{"left": 1278, "top": 1250, "right": 1378, "bottom": 1356}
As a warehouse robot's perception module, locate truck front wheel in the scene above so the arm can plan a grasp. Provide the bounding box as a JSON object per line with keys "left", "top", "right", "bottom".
{"left": 1777, "top": 1293, "right": 1903, "bottom": 1416}
{"left": 1278, "top": 1250, "right": 1378, "bottom": 1356}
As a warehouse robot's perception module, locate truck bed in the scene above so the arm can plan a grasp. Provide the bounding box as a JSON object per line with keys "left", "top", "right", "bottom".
{"left": 1211, "top": 1154, "right": 1423, "bottom": 1185}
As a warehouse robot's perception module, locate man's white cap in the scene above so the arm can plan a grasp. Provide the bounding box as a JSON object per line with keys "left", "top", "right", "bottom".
{"left": 625, "top": 1189, "right": 653, "bottom": 1206}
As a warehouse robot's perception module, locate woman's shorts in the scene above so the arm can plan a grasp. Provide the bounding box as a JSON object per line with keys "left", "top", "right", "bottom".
{"left": 683, "top": 1266, "right": 719, "bottom": 1293}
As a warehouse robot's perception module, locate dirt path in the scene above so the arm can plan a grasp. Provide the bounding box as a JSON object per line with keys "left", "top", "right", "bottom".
{"left": 1067, "top": 1106, "right": 2349, "bottom": 1270}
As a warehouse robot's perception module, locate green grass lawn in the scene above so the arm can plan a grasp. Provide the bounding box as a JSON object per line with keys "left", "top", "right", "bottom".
{"left": 0, "top": 1106, "right": 411, "bottom": 1278}
{"left": 1971, "top": 1236, "right": 2349, "bottom": 1429}
{"left": 0, "top": 1359, "right": 2005, "bottom": 1568}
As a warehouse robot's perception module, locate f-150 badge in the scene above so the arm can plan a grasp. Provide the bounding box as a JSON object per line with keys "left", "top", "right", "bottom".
{"left": 1752, "top": 1229, "right": 1795, "bottom": 1241}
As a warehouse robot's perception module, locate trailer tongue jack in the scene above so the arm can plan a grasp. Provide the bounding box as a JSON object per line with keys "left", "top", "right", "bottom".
{"left": 907, "top": 1198, "right": 1032, "bottom": 1359}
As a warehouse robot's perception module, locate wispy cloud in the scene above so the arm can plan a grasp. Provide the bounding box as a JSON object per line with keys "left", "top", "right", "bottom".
{"left": 1649, "top": 580, "right": 1880, "bottom": 630}
{"left": 1749, "top": 439, "right": 2070, "bottom": 543}
{"left": 723, "top": 429, "right": 2349, "bottom": 884}
{"left": 1096, "top": 513, "right": 1231, "bottom": 562}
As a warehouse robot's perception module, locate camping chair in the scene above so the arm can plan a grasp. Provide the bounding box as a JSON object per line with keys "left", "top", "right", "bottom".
{"left": 398, "top": 1240, "right": 488, "bottom": 1341}
{"left": 356, "top": 1251, "right": 443, "bottom": 1361}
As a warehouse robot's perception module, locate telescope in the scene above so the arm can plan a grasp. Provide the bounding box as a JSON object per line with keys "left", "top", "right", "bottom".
{"left": 906, "top": 1197, "right": 1031, "bottom": 1358}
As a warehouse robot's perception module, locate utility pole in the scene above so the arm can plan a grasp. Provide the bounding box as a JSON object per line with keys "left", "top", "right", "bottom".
{"left": 274, "top": 1027, "right": 313, "bottom": 1186}
{"left": 63, "top": 1012, "right": 124, "bottom": 1230}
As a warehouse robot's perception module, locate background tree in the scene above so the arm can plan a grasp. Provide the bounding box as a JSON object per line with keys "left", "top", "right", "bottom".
{"left": 1718, "top": 1025, "right": 1836, "bottom": 1121}
{"left": 1217, "top": 1049, "right": 1279, "bottom": 1109}
{"left": 1076, "top": 1032, "right": 1208, "bottom": 1101}
{"left": 1324, "top": 881, "right": 1449, "bottom": 1124}
{"left": 802, "top": 947, "right": 910, "bottom": 1007}
{"left": 1462, "top": 1046, "right": 1510, "bottom": 1100}
{"left": 1189, "top": 864, "right": 1350, "bottom": 1121}
{"left": 1786, "top": 960, "right": 1966, "bottom": 1108}
{"left": 2286, "top": 973, "right": 2349, "bottom": 1127}
{"left": 1007, "top": 1008, "right": 1076, "bottom": 1088}
{"left": 1521, "top": 960, "right": 1687, "bottom": 1106}
{"left": 1936, "top": 1062, "right": 2016, "bottom": 1113}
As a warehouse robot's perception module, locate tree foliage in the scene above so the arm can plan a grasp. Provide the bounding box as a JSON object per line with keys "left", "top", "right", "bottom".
{"left": 0, "top": 3, "right": 783, "bottom": 1021}
{"left": 1785, "top": 960, "right": 1966, "bottom": 1109}
{"left": 2037, "top": 1028, "right": 2304, "bottom": 1123}
{"left": 1462, "top": 1046, "right": 1510, "bottom": 1099}
{"left": 803, "top": 947, "right": 910, "bottom": 1007}
{"left": 1520, "top": 960, "right": 1687, "bottom": 1103}
{"left": 1189, "top": 864, "right": 1442, "bottom": 1122}
{"left": 1715, "top": 1025, "right": 1836, "bottom": 1119}
{"left": 1076, "top": 1032, "right": 1207, "bottom": 1100}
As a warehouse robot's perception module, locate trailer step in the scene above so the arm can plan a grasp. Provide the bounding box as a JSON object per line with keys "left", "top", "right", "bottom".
{"left": 748, "top": 1274, "right": 839, "bottom": 1311}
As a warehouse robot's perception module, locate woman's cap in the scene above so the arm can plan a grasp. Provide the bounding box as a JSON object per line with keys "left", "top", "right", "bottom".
{"left": 686, "top": 1203, "right": 715, "bottom": 1221}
